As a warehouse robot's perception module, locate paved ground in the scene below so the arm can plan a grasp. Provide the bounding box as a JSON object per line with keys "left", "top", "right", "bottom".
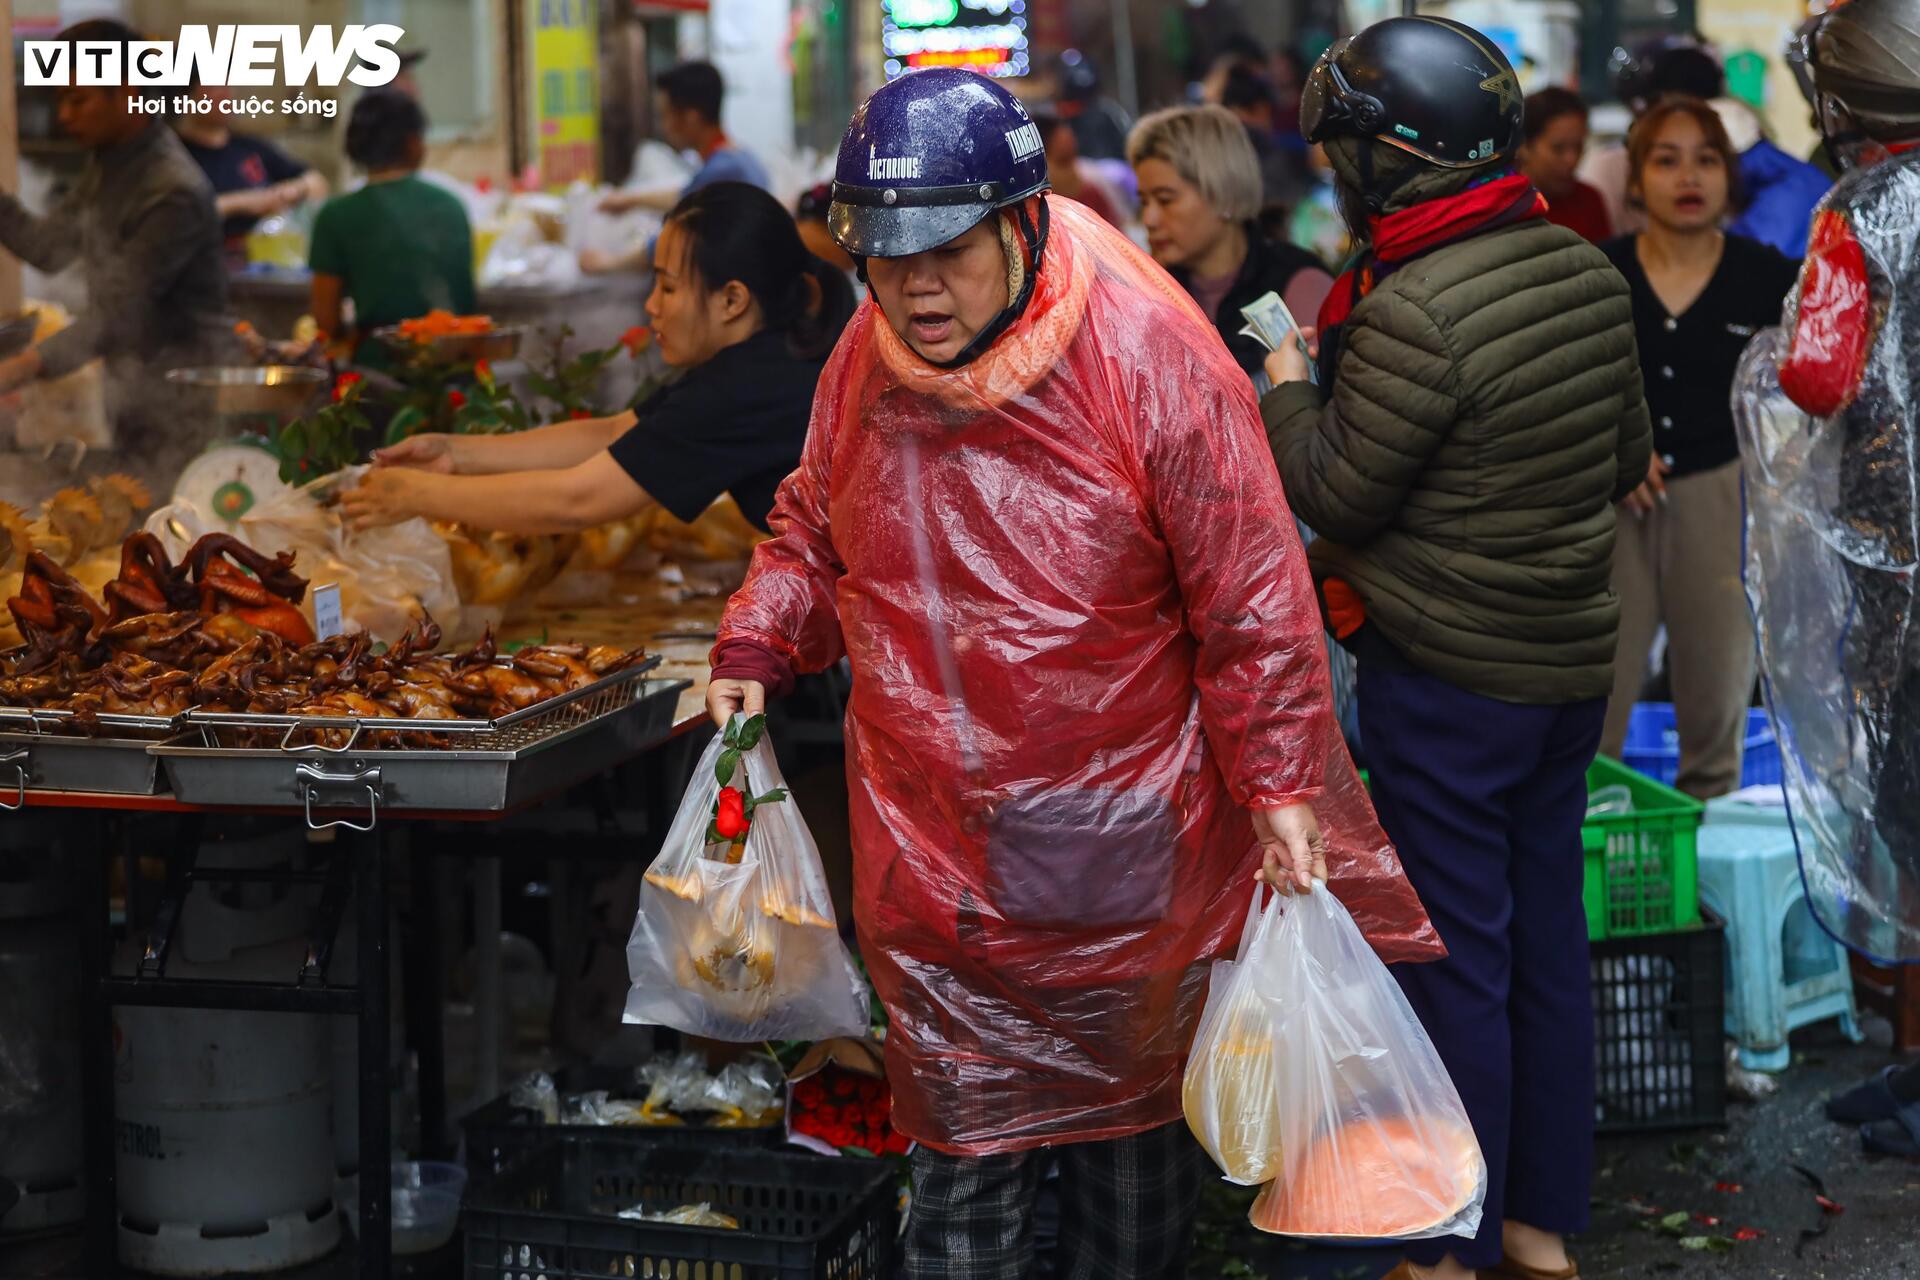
{"left": 5, "top": 1018, "right": 1912, "bottom": 1280}
{"left": 1190, "top": 1017, "right": 1919, "bottom": 1280}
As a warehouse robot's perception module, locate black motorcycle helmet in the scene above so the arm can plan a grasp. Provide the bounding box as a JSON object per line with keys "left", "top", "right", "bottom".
{"left": 1302, "top": 16, "right": 1523, "bottom": 213}
{"left": 1791, "top": 0, "right": 1920, "bottom": 168}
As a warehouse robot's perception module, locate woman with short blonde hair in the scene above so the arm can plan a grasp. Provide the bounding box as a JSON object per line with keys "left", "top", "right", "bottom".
{"left": 1128, "top": 104, "right": 1331, "bottom": 377}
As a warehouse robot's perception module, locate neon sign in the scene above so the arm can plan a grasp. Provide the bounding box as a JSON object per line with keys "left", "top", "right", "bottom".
{"left": 882, "top": 0, "right": 1027, "bottom": 80}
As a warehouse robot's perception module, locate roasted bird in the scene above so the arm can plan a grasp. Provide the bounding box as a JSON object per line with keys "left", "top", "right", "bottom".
{"left": 0, "top": 532, "right": 650, "bottom": 735}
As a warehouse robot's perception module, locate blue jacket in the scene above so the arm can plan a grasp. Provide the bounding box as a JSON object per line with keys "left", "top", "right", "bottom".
{"left": 1731, "top": 139, "right": 1832, "bottom": 258}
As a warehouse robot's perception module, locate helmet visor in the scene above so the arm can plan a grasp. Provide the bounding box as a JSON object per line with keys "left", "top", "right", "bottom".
{"left": 1299, "top": 41, "right": 1352, "bottom": 143}
{"left": 829, "top": 199, "right": 993, "bottom": 259}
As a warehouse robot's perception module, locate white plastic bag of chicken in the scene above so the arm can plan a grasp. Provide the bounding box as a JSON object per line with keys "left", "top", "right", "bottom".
{"left": 625, "top": 714, "right": 868, "bottom": 1043}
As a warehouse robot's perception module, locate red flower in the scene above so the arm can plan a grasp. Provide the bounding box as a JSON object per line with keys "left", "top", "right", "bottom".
{"left": 331, "top": 371, "right": 362, "bottom": 402}
{"left": 833, "top": 1074, "right": 856, "bottom": 1098}
{"left": 816, "top": 1104, "right": 839, "bottom": 1125}
{"left": 884, "top": 1131, "right": 912, "bottom": 1155}
{"left": 446, "top": 388, "right": 467, "bottom": 410}
{"left": 569, "top": 407, "right": 593, "bottom": 420}
{"left": 474, "top": 358, "right": 494, "bottom": 388}
{"left": 1734, "top": 1228, "right": 1765, "bottom": 1242}
{"left": 714, "top": 786, "right": 749, "bottom": 839}
{"left": 621, "top": 325, "right": 651, "bottom": 356}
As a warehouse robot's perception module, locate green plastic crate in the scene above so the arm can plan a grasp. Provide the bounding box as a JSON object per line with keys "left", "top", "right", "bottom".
{"left": 1582, "top": 756, "right": 1704, "bottom": 940}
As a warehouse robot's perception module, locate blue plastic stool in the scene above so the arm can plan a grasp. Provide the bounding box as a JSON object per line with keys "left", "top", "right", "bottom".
{"left": 1698, "top": 797, "right": 1863, "bottom": 1071}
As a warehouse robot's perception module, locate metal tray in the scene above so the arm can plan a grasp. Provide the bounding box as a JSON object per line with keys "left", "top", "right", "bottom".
{"left": 151, "top": 660, "right": 684, "bottom": 829}
{"left": 0, "top": 709, "right": 183, "bottom": 803}
{"left": 370, "top": 324, "right": 524, "bottom": 364}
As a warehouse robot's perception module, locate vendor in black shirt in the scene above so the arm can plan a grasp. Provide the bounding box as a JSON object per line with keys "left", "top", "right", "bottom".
{"left": 343, "top": 182, "right": 853, "bottom": 536}
{"left": 175, "top": 84, "right": 327, "bottom": 254}
{"left": 1597, "top": 98, "right": 1801, "bottom": 798}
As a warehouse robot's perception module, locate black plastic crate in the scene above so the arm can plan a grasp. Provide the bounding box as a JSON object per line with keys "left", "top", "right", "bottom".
{"left": 464, "top": 1134, "right": 897, "bottom": 1280}
{"left": 465, "top": 1065, "right": 783, "bottom": 1177}
{"left": 1592, "top": 909, "right": 1728, "bottom": 1134}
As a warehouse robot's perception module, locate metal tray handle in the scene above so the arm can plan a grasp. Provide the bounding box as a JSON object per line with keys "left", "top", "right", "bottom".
{"left": 295, "top": 762, "right": 382, "bottom": 832}
{"left": 0, "top": 747, "right": 26, "bottom": 811}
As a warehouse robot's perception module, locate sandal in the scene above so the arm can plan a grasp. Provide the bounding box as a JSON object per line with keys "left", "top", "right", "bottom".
{"left": 1826, "top": 1065, "right": 1906, "bottom": 1124}
{"left": 1860, "top": 1097, "right": 1920, "bottom": 1159}
{"left": 1480, "top": 1259, "right": 1580, "bottom": 1280}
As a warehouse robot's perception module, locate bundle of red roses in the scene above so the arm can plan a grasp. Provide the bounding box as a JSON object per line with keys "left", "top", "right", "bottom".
{"left": 788, "top": 1066, "right": 910, "bottom": 1156}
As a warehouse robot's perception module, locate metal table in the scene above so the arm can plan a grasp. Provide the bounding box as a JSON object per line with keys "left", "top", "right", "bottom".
{"left": 13, "top": 674, "right": 697, "bottom": 1280}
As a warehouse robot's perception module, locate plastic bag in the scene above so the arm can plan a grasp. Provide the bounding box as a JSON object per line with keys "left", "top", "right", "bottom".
{"left": 624, "top": 715, "right": 868, "bottom": 1042}
{"left": 146, "top": 467, "right": 463, "bottom": 644}
{"left": 1185, "top": 885, "right": 1485, "bottom": 1241}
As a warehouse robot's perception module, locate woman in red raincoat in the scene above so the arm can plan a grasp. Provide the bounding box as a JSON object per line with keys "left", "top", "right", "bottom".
{"left": 706, "top": 68, "right": 1439, "bottom": 1278}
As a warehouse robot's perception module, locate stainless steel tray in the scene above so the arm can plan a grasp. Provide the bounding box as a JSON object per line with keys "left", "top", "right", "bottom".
{"left": 152, "top": 660, "right": 684, "bottom": 829}
{"left": 0, "top": 709, "right": 183, "bottom": 803}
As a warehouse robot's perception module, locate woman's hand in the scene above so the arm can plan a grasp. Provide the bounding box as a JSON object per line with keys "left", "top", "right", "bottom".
{"left": 1621, "top": 454, "right": 1670, "bottom": 517}
{"left": 1252, "top": 802, "right": 1328, "bottom": 894}
{"left": 1261, "top": 325, "right": 1320, "bottom": 387}
{"left": 339, "top": 468, "right": 424, "bottom": 532}
{"left": 373, "top": 433, "right": 458, "bottom": 474}
{"left": 707, "top": 678, "right": 765, "bottom": 728}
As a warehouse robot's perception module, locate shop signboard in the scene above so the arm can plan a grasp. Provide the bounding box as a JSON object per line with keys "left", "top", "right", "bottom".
{"left": 530, "top": 0, "right": 599, "bottom": 186}
{"left": 882, "top": 0, "right": 1028, "bottom": 80}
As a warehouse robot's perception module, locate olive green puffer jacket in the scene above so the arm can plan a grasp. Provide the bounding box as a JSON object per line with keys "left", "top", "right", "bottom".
{"left": 1263, "top": 150, "right": 1652, "bottom": 706}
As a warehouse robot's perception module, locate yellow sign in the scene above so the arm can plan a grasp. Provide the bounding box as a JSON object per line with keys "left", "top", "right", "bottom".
{"left": 530, "top": 0, "right": 598, "bottom": 187}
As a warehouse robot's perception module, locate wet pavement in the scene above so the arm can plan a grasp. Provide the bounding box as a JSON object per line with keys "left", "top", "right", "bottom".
{"left": 5, "top": 1019, "right": 1911, "bottom": 1280}
{"left": 1192, "top": 1016, "right": 1919, "bottom": 1279}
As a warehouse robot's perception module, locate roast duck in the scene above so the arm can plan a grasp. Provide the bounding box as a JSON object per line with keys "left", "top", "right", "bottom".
{"left": 0, "top": 531, "right": 647, "bottom": 735}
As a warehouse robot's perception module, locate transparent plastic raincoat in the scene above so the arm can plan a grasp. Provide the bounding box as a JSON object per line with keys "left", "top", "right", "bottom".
{"left": 713, "top": 197, "right": 1441, "bottom": 1154}
{"left": 1734, "top": 152, "right": 1920, "bottom": 961}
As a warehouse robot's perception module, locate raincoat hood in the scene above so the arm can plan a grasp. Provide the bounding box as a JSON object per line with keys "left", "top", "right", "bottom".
{"left": 717, "top": 196, "right": 1439, "bottom": 1154}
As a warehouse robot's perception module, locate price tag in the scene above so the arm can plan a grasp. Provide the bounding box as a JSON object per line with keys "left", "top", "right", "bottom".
{"left": 312, "top": 582, "right": 344, "bottom": 639}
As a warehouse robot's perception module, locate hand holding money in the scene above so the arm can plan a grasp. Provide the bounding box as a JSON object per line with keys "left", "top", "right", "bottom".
{"left": 1238, "top": 291, "right": 1304, "bottom": 354}
{"left": 1264, "top": 326, "right": 1319, "bottom": 387}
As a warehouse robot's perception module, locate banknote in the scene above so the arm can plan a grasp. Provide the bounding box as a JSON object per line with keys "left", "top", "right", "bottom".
{"left": 1237, "top": 290, "right": 1304, "bottom": 354}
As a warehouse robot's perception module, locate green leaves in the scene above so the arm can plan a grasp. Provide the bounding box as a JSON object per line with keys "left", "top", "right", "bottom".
{"left": 715, "top": 747, "right": 741, "bottom": 788}
{"left": 722, "top": 713, "right": 766, "bottom": 751}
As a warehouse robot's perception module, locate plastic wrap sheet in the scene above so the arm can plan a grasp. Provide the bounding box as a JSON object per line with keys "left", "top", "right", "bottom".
{"left": 1735, "top": 157, "right": 1920, "bottom": 960}
{"left": 715, "top": 197, "right": 1440, "bottom": 1155}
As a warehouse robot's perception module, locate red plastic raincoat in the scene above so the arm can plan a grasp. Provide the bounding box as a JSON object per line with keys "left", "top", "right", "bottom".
{"left": 715, "top": 198, "right": 1441, "bottom": 1154}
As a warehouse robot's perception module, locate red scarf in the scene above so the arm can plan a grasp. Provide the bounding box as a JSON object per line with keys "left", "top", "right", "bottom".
{"left": 1318, "top": 173, "right": 1548, "bottom": 333}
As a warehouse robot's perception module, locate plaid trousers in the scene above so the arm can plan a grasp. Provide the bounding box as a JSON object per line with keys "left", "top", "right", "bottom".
{"left": 904, "top": 1120, "right": 1206, "bottom": 1280}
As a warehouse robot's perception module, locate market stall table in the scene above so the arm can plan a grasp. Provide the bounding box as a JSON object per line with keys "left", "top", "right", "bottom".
{"left": 227, "top": 269, "right": 650, "bottom": 369}
{"left": 9, "top": 656, "right": 698, "bottom": 1279}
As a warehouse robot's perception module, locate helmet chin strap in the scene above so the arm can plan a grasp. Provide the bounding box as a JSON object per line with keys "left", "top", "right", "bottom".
{"left": 926, "top": 199, "right": 1051, "bottom": 371}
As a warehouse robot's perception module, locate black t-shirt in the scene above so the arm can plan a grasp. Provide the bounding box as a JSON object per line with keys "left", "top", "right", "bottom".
{"left": 181, "top": 132, "right": 308, "bottom": 240}
{"left": 1601, "top": 233, "right": 1800, "bottom": 477}
{"left": 608, "top": 329, "right": 824, "bottom": 533}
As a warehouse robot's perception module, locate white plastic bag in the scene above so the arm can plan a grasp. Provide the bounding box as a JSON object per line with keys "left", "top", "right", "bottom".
{"left": 146, "top": 467, "right": 462, "bottom": 644}
{"left": 624, "top": 715, "right": 868, "bottom": 1042}
{"left": 1184, "top": 884, "right": 1486, "bottom": 1242}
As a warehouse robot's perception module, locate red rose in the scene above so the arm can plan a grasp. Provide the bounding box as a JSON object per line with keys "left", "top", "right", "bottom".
{"left": 446, "top": 388, "right": 467, "bottom": 410}
{"left": 331, "top": 371, "right": 363, "bottom": 402}
{"left": 884, "top": 1131, "right": 911, "bottom": 1155}
{"left": 474, "top": 358, "right": 494, "bottom": 388}
{"left": 714, "top": 786, "right": 749, "bottom": 839}
{"left": 569, "top": 407, "right": 593, "bottom": 419}
{"left": 833, "top": 1074, "right": 856, "bottom": 1098}
{"left": 620, "top": 325, "right": 651, "bottom": 356}
{"left": 816, "top": 1104, "right": 838, "bottom": 1125}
